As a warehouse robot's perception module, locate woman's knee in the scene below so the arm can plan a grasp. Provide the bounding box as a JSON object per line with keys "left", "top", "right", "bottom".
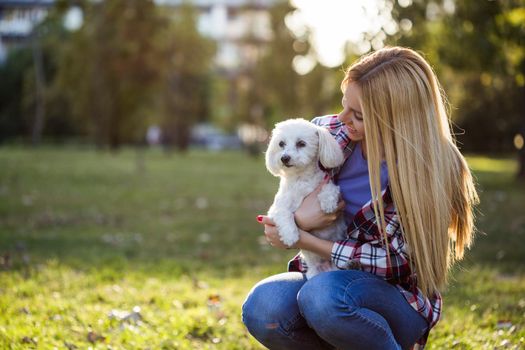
{"left": 242, "top": 273, "right": 305, "bottom": 337}
{"left": 243, "top": 283, "right": 277, "bottom": 333}
{"left": 297, "top": 272, "right": 345, "bottom": 325}
{"left": 296, "top": 271, "right": 380, "bottom": 334}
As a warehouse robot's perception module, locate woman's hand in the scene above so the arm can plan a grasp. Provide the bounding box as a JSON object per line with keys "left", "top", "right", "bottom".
{"left": 294, "top": 180, "right": 346, "bottom": 231}
{"left": 256, "top": 215, "right": 335, "bottom": 259}
{"left": 256, "top": 216, "right": 297, "bottom": 250}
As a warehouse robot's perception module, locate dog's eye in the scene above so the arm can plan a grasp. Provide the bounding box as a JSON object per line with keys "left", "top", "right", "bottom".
{"left": 296, "top": 140, "right": 306, "bottom": 148}
{"left": 279, "top": 141, "right": 286, "bottom": 148}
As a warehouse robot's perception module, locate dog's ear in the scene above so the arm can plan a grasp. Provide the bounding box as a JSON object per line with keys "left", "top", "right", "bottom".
{"left": 265, "top": 131, "right": 281, "bottom": 176}
{"left": 317, "top": 126, "right": 344, "bottom": 169}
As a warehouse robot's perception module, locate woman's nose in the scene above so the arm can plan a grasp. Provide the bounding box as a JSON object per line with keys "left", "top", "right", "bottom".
{"left": 338, "top": 112, "right": 351, "bottom": 124}
{"left": 337, "top": 110, "right": 348, "bottom": 123}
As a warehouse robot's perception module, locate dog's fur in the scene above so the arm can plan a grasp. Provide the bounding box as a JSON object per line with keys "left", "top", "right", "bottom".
{"left": 265, "top": 118, "right": 347, "bottom": 279}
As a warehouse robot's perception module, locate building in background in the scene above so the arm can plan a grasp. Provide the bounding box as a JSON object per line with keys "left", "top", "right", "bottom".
{"left": 0, "top": 0, "right": 53, "bottom": 62}
{"left": 0, "top": 0, "right": 277, "bottom": 72}
{"left": 163, "top": 0, "right": 275, "bottom": 73}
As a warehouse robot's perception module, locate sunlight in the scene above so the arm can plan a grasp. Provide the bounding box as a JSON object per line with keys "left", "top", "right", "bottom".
{"left": 289, "top": 0, "right": 396, "bottom": 68}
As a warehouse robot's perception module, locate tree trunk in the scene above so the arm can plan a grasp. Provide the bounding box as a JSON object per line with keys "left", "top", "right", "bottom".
{"left": 517, "top": 87, "right": 525, "bottom": 181}
{"left": 31, "top": 26, "right": 46, "bottom": 146}
{"left": 518, "top": 125, "right": 525, "bottom": 180}
{"left": 518, "top": 147, "right": 525, "bottom": 180}
{"left": 175, "top": 122, "right": 190, "bottom": 152}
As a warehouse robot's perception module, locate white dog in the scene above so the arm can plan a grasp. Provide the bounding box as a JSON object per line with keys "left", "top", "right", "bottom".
{"left": 265, "top": 118, "right": 347, "bottom": 279}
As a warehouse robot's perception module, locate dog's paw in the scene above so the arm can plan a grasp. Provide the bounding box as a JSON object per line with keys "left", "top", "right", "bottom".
{"left": 317, "top": 183, "right": 340, "bottom": 213}
{"left": 280, "top": 234, "right": 299, "bottom": 247}
{"left": 319, "top": 199, "right": 338, "bottom": 213}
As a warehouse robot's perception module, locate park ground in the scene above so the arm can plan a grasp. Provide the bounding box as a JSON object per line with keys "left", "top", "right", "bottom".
{"left": 0, "top": 147, "right": 524, "bottom": 349}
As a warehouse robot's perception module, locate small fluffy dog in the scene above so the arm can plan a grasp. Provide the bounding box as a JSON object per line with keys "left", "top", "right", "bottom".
{"left": 265, "top": 118, "right": 347, "bottom": 279}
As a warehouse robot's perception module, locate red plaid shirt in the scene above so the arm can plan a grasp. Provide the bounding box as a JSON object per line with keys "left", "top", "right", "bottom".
{"left": 287, "top": 115, "right": 442, "bottom": 349}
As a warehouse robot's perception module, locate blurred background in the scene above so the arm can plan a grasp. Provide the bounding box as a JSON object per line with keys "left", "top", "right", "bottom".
{"left": 0, "top": 0, "right": 523, "bottom": 167}
{"left": 0, "top": 0, "right": 524, "bottom": 349}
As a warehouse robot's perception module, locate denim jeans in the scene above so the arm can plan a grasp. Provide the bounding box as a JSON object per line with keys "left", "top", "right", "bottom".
{"left": 242, "top": 270, "right": 428, "bottom": 350}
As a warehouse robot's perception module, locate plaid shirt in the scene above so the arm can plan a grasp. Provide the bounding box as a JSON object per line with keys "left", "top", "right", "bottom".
{"left": 287, "top": 115, "right": 442, "bottom": 349}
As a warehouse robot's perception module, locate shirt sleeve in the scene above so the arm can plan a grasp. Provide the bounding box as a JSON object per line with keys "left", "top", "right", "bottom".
{"left": 331, "top": 216, "right": 413, "bottom": 283}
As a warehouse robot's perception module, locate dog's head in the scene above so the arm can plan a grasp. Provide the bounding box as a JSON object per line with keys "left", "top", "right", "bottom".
{"left": 265, "top": 118, "right": 344, "bottom": 177}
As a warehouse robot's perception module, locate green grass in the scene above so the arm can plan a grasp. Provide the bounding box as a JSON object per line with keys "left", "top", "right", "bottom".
{"left": 0, "top": 147, "right": 524, "bottom": 349}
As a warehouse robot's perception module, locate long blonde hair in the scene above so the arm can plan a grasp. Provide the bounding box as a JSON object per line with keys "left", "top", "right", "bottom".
{"left": 343, "top": 47, "right": 478, "bottom": 296}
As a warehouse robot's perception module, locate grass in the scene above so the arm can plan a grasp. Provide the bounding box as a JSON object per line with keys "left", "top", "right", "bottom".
{"left": 0, "top": 147, "right": 524, "bottom": 349}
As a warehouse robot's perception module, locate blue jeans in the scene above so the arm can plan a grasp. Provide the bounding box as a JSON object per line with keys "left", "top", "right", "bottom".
{"left": 242, "top": 270, "right": 428, "bottom": 350}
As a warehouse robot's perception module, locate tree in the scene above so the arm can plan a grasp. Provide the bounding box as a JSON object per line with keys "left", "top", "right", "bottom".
{"left": 241, "top": 2, "right": 360, "bottom": 129}
{"left": 255, "top": 2, "right": 307, "bottom": 125}
{"left": 159, "top": 3, "right": 215, "bottom": 152}
{"left": 0, "top": 49, "right": 33, "bottom": 143}
{"left": 223, "top": 1, "right": 311, "bottom": 133}
{"left": 388, "top": 0, "right": 525, "bottom": 179}
{"left": 54, "top": 0, "right": 166, "bottom": 149}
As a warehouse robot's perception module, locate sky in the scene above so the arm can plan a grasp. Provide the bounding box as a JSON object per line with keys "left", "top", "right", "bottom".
{"left": 288, "top": 0, "right": 398, "bottom": 69}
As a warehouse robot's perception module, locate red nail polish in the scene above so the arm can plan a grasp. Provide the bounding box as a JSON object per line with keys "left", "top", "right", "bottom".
{"left": 257, "top": 215, "right": 263, "bottom": 222}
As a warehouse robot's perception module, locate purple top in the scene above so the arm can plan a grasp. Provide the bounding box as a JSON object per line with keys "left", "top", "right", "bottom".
{"left": 337, "top": 142, "right": 389, "bottom": 224}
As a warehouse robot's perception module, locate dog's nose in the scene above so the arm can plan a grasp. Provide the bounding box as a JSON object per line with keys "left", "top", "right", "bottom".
{"left": 281, "top": 155, "right": 291, "bottom": 164}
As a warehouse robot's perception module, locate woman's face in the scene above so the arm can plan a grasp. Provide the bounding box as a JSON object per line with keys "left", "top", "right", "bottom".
{"left": 337, "top": 82, "right": 365, "bottom": 142}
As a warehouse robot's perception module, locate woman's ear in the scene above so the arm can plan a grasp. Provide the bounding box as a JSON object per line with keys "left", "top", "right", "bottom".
{"left": 317, "top": 126, "right": 344, "bottom": 169}
{"left": 265, "top": 132, "right": 281, "bottom": 176}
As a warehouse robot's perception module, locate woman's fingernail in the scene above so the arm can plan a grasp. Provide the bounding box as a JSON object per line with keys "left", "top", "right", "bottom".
{"left": 257, "top": 215, "right": 263, "bottom": 222}
{"left": 324, "top": 173, "right": 329, "bottom": 180}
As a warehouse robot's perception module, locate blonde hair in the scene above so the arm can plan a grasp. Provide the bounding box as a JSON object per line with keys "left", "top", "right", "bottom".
{"left": 343, "top": 47, "right": 478, "bottom": 296}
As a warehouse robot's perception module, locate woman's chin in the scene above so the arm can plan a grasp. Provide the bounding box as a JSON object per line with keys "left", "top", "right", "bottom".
{"left": 348, "top": 133, "right": 363, "bottom": 142}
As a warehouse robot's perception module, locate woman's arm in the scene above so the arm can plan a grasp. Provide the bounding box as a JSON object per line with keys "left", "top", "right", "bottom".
{"left": 296, "top": 230, "right": 334, "bottom": 259}
{"left": 294, "top": 179, "right": 345, "bottom": 231}
{"left": 259, "top": 208, "right": 413, "bottom": 284}
{"left": 257, "top": 216, "right": 334, "bottom": 260}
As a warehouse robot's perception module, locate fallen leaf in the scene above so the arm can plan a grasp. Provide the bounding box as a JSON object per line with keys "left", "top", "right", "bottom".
{"left": 87, "top": 331, "right": 105, "bottom": 343}
{"left": 21, "top": 336, "right": 37, "bottom": 345}
{"left": 64, "top": 341, "right": 78, "bottom": 350}
{"left": 207, "top": 294, "right": 221, "bottom": 306}
{"left": 207, "top": 294, "right": 222, "bottom": 312}
{"left": 19, "top": 307, "right": 30, "bottom": 315}
{"left": 198, "top": 251, "right": 211, "bottom": 261}
{"left": 0, "top": 252, "right": 11, "bottom": 269}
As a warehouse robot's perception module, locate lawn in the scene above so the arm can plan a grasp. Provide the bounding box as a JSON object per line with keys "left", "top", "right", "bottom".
{"left": 0, "top": 147, "right": 524, "bottom": 349}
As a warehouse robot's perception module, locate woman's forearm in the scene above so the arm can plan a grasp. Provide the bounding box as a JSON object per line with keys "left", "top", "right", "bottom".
{"left": 296, "top": 230, "right": 335, "bottom": 260}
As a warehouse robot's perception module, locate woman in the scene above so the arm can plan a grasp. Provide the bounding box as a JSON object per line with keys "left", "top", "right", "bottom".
{"left": 242, "top": 47, "right": 478, "bottom": 350}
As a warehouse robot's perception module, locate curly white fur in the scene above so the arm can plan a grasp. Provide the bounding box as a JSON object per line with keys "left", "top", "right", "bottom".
{"left": 265, "top": 118, "right": 348, "bottom": 279}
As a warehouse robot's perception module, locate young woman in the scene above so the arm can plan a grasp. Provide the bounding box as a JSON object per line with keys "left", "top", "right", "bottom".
{"left": 242, "top": 47, "right": 478, "bottom": 350}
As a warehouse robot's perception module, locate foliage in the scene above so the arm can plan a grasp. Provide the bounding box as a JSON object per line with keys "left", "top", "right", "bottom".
{"left": 236, "top": 1, "right": 344, "bottom": 130}
{"left": 250, "top": 1, "right": 306, "bottom": 126}
{"left": 0, "top": 147, "right": 524, "bottom": 349}
{"left": 1, "top": 0, "right": 523, "bottom": 162}
{"left": 159, "top": 4, "right": 215, "bottom": 151}
{"left": 0, "top": 1, "right": 215, "bottom": 150}
{"left": 0, "top": 49, "right": 34, "bottom": 143}
{"left": 53, "top": 0, "right": 167, "bottom": 149}
{"left": 388, "top": 0, "right": 525, "bottom": 158}
{"left": 0, "top": 6, "right": 76, "bottom": 144}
